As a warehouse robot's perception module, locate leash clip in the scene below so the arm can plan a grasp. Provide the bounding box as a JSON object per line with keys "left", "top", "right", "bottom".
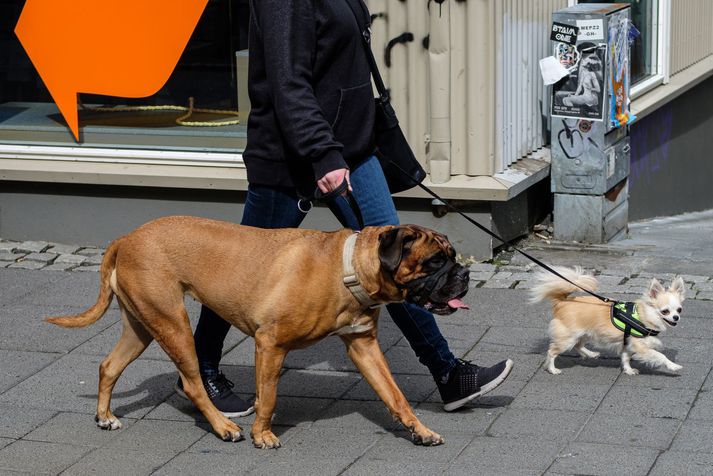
{"left": 297, "top": 198, "right": 312, "bottom": 213}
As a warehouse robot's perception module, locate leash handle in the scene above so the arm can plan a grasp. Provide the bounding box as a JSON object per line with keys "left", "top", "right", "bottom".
{"left": 314, "top": 179, "right": 365, "bottom": 230}
{"left": 386, "top": 160, "right": 611, "bottom": 303}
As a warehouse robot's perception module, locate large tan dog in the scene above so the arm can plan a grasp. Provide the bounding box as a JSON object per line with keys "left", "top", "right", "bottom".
{"left": 47, "top": 216, "right": 470, "bottom": 448}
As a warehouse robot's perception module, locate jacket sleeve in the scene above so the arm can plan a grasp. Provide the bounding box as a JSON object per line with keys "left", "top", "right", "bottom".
{"left": 252, "top": 0, "right": 347, "bottom": 181}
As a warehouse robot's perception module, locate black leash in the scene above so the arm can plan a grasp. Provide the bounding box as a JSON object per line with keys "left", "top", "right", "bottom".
{"left": 388, "top": 161, "right": 612, "bottom": 303}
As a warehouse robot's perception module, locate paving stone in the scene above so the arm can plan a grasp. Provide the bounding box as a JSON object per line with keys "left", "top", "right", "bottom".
{"left": 63, "top": 448, "right": 177, "bottom": 476}
{"left": 22, "top": 252, "right": 57, "bottom": 264}
{"left": 0, "top": 437, "right": 14, "bottom": 451}
{"left": 76, "top": 247, "right": 104, "bottom": 256}
{"left": 259, "top": 426, "right": 388, "bottom": 460}
{"left": 514, "top": 279, "right": 539, "bottom": 290}
{"left": 595, "top": 275, "right": 627, "bottom": 285}
{"left": 0, "top": 353, "right": 176, "bottom": 419}
{"left": 688, "top": 388, "right": 713, "bottom": 421}
{"left": 511, "top": 381, "right": 612, "bottom": 412}
{"left": 696, "top": 291, "right": 713, "bottom": 301}
{"left": 187, "top": 424, "right": 303, "bottom": 455}
{"left": 626, "top": 277, "right": 661, "bottom": 287}
{"left": 661, "top": 337, "right": 713, "bottom": 364}
{"left": 670, "top": 419, "right": 713, "bottom": 453}
{"left": 0, "top": 349, "right": 60, "bottom": 393}
{"left": 0, "top": 440, "right": 92, "bottom": 474}
{"left": 42, "top": 262, "right": 80, "bottom": 272}
{"left": 343, "top": 373, "right": 436, "bottom": 403}
{"left": 0, "top": 405, "right": 56, "bottom": 439}
{"left": 481, "top": 280, "right": 516, "bottom": 289}
{"left": 693, "top": 282, "right": 713, "bottom": 292}
{"left": 0, "top": 241, "right": 19, "bottom": 252}
{"left": 530, "top": 355, "right": 621, "bottom": 386}
{"left": 0, "top": 269, "right": 66, "bottom": 305}
{"left": 491, "top": 271, "right": 513, "bottom": 279}
{"left": 54, "top": 253, "right": 88, "bottom": 265}
{"left": 451, "top": 436, "right": 562, "bottom": 473}
{"left": 15, "top": 241, "right": 50, "bottom": 253}
{"left": 47, "top": 243, "right": 82, "bottom": 255}
{"left": 0, "top": 303, "right": 117, "bottom": 353}
{"left": 577, "top": 413, "right": 680, "bottom": 449}
{"left": 488, "top": 408, "right": 589, "bottom": 442}
{"left": 103, "top": 420, "right": 208, "bottom": 455}
{"left": 81, "top": 254, "right": 104, "bottom": 266}
{"left": 8, "top": 260, "right": 46, "bottom": 270}
{"left": 469, "top": 271, "right": 494, "bottom": 281}
{"left": 0, "top": 260, "right": 13, "bottom": 268}
{"left": 381, "top": 346, "right": 432, "bottom": 375}
{"left": 597, "top": 386, "right": 697, "bottom": 420}
{"left": 344, "top": 456, "right": 451, "bottom": 476}
{"left": 469, "top": 263, "right": 496, "bottom": 272}
{"left": 498, "top": 265, "right": 531, "bottom": 273}
{"left": 476, "top": 326, "right": 549, "bottom": 353}
{"left": 18, "top": 270, "right": 105, "bottom": 308}
{"left": 681, "top": 275, "right": 711, "bottom": 284}
{"left": 649, "top": 451, "right": 713, "bottom": 476}
{"left": 23, "top": 412, "right": 138, "bottom": 447}
{"left": 276, "top": 369, "right": 361, "bottom": 399}
{"left": 0, "top": 252, "right": 24, "bottom": 262}
{"left": 75, "top": 265, "right": 101, "bottom": 272}
{"left": 412, "top": 402, "right": 502, "bottom": 435}
{"left": 311, "top": 400, "right": 401, "bottom": 432}
{"left": 548, "top": 442, "right": 658, "bottom": 476}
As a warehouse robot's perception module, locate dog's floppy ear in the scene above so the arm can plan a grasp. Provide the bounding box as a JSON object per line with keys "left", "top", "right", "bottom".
{"left": 378, "top": 227, "right": 416, "bottom": 273}
{"left": 648, "top": 278, "right": 665, "bottom": 299}
{"left": 669, "top": 276, "right": 686, "bottom": 300}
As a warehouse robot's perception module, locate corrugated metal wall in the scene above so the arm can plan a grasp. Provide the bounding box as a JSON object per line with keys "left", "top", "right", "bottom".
{"left": 365, "top": 0, "right": 565, "bottom": 183}
{"left": 669, "top": 0, "right": 713, "bottom": 75}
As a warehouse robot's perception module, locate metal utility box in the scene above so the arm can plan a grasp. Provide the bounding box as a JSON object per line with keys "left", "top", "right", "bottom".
{"left": 550, "top": 3, "right": 632, "bottom": 243}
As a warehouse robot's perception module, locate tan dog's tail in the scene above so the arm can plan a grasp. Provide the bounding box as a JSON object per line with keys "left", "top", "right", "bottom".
{"left": 529, "top": 266, "right": 598, "bottom": 304}
{"left": 46, "top": 239, "right": 121, "bottom": 328}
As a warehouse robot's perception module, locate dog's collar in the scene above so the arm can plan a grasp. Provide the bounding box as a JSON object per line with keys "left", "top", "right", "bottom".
{"left": 611, "top": 301, "right": 660, "bottom": 344}
{"left": 342, "top": 233, "right": 381, "bottom": 309}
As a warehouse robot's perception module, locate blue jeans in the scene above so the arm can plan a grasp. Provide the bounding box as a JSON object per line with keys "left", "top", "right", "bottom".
{"left": 194, "top": 155, "right": 457, "bottom": 381}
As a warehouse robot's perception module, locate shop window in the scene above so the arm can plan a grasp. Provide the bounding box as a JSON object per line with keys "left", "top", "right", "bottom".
{"left": 0, "top": 0, "right": 249, "bottom": 151}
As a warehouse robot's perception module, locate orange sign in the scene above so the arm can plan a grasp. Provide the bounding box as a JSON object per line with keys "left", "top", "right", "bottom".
{"left": 15, "top": 0, "right": 209, "bottom": 141}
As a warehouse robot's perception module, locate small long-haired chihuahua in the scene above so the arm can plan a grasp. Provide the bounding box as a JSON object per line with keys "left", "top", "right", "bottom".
{"left": 530, "top": 267, "right": 684, "bottom": 375}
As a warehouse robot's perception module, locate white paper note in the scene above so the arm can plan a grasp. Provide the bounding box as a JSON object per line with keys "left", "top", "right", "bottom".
{"left": 539, "top": 56, "right": 570, "bottom": 86}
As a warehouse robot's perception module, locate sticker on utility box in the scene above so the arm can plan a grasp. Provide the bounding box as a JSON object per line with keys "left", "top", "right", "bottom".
{"left": 577, "top": 19, "right": 605, "bottom": 41}
{"left": 551, "top": 22, "right": 579, "bottom": 45}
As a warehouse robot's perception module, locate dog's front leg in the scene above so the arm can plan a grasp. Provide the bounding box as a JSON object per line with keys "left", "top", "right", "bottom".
{"left": 251, "top": 332, "right": 287, "bottom": 449}
{"left": 340, "top": 332, "right": 444, "bottom": 446}
{"left": 621, "top": 350, "right": 639, "bottom": 375}
{"left": 632, "top": 347, "right": 683, "bottom": 373}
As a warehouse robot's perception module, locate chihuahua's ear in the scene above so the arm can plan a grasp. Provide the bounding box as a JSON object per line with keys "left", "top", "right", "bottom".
{"left": 669, "top": 276, "right": 686, "bottom": 300}
{"left": 648, "top": 278, "right": 665, "bottom": 300}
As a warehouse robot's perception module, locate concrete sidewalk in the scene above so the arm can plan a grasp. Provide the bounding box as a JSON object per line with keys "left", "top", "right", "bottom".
{"left": 2, "top": 212, "right": 713, "bottom": 475}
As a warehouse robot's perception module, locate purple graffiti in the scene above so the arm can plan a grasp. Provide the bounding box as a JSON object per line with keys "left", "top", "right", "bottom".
{"left": 629, "top": 103, "right": 673, "bottom": 187}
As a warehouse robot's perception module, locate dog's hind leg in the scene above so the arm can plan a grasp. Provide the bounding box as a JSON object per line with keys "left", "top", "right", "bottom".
{"left": 340, "top": 332, "right": 444, "bottom": 446}
{"left": 251, "top": 330, "right": 287, "bottom": 449}
{"left": 96, "top": 301, "right": 153, "bottom": 430}
{"left": 546, "top": 320, "right": 578, "bottom": 375}
{"left": 575, "top": 342, "right": 600, "bottom": 359}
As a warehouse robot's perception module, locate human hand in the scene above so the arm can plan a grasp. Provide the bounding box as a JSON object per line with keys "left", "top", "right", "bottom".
{"left": 317, "top": 168, "right": 351, "bottom": 196}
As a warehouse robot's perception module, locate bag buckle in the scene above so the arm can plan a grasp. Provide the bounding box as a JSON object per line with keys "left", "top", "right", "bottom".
{"left": 363, "top": 27, "right": 371, "bottom": 44}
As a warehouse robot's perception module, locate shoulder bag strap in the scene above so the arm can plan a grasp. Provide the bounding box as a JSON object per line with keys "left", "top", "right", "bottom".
{"left": 343, "top": 0, "right": 389, "bottom": 100}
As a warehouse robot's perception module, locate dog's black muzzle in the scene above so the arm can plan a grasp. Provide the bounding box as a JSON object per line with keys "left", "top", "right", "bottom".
{"left": 399, "top": 262, "right": 470, "bottom": 315}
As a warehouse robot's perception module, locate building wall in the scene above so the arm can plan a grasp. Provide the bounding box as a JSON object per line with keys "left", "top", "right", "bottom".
{"left": 629, "top": 75, "right": 713, "bottom": 220}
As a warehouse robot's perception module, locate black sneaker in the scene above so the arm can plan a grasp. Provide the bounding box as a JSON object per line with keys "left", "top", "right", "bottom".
{"left": 175, "top": 373, "right": 254, "bottom": 418}
{"left": 437, "top": 359, "right": 514, "bottom": 412}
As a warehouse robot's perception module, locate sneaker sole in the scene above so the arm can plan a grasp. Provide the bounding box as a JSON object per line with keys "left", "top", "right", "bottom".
{"left": 174, "top": 384, "right": 255, "bottom": 418}
{"left": 443, "top": 359, "right": 514, "bottom": 412}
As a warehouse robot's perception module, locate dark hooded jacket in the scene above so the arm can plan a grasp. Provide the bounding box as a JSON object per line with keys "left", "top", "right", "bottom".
{"left": 243, "top": 0, "right": 375, "bottom": 196}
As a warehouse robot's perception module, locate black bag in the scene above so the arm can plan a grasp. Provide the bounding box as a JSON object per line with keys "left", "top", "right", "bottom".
{"left": 346, "top": 0, "right": 426, "bottom": 194}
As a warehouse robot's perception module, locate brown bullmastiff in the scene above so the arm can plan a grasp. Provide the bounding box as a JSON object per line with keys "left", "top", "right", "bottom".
{"left": 47, "top": 216, "right": 470, "bottom": 448}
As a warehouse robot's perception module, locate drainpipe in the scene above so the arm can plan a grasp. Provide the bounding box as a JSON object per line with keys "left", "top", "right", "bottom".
{"left": 428, "top": 0, "right": 451, "bottom": 184}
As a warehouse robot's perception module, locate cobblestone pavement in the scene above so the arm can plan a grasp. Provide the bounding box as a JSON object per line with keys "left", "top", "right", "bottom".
{"left": 2, "top": 238, "right": 712, "bottom": 301}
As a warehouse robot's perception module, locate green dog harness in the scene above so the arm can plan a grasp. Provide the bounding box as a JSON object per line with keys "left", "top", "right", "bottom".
{"left": 611, "top": 301, "right": 659, "bottom": 345}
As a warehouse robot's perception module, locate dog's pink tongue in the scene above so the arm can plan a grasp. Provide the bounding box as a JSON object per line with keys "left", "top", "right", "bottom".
{"left": 447, "top": 298, "right": 469, "bottom": 310}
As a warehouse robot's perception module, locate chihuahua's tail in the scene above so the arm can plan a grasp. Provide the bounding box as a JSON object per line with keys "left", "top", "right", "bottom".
{"left": 45, "top": 238, "right": 121, "bottom": 328}
{"left": 529, "top": 266, "right": 598, "bottom": 304}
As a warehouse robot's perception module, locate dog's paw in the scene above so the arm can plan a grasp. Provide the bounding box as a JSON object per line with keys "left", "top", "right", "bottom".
{"left": 411, "top": 428, "right": 444, "bottom": 446}
{"left": 252, "top": 430, "right": 281, "bottom": 449}
{"left": 587, "top": 351, "right": 601, "bottom": 359}
{"left": 546, "top": 367, "right": 562, "bottom": 375}
{"left": 95, "top": 414, "right": 122, "bottom": 430}
{"left": 623, "top": 368, "right": 639, "bottom": 375}
{"left": 668, "top": 363, "right": 683, "bottom": 372}
{"left": 216, "top": 419, "right": 243, "bottom": 442}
